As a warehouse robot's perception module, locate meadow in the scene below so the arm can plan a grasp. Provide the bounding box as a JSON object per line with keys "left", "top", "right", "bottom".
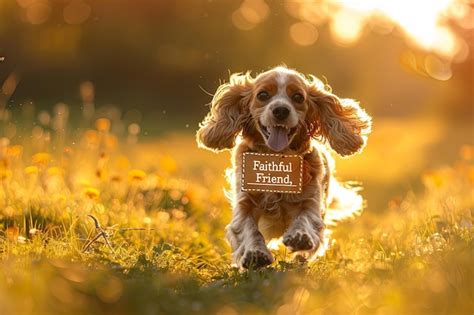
{"left": 0, "top": 103, "right": 472, "bottom": 315}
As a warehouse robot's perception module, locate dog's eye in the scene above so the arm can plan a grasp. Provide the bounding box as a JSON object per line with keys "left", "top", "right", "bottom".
{"left": 257, "top": 91, "right": 271, "bottom": 101}
{"left": 292, "top": 93, "right": 305, "bottom": 103}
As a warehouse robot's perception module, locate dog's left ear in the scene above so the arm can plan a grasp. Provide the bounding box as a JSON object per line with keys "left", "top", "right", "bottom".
{"left": 306, "top": 81, "right": 372, "bottom": 156}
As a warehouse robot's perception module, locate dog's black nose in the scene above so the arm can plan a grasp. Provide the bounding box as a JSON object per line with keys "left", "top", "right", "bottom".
{"left": 272, "top": 107, "right": 290, "bottom": 120}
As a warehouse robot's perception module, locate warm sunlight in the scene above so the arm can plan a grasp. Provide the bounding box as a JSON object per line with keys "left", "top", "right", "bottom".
{"left": 1, "top": 1, "right": 472, "bottom": 314}
{"left": 284, "top": 0, "right": 472, "bottom": 59}
{"left": 276, "top": 0, "right": 473, "bottom": 79}
{"left": 339, "top": 0, "right": 468, "bottom": 57}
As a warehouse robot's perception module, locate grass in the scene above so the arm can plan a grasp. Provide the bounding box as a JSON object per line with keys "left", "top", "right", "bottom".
{"left": 0, "top": 104, "right": 472, "bottom": 315}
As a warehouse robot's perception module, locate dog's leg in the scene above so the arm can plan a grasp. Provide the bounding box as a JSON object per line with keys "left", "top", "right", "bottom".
{"left": 282, "top": 196, "right": 325, "bottom": 254}
{"left": 225, "top": 198, "right": 274, "bottom": 269}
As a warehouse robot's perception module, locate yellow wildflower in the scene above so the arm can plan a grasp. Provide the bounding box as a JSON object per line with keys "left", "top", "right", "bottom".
{"left": 96, "top": 118, "right": 111, "bottom": 132}
{"left": 129, "top": 169, "right": 146, "bottom": 181}
{"left": 47, "top": 166, "right": 64, "bottom": 177}
{"left": 84, "top": 187, "right": 100, "bottom": 199}
{"left": 78, "top": 178, "right": 92, "bottom": 187}
{"left": 111, "top": 175, "right": 122, "bottom": 182}
{"left": 32, "top": 152, "right": 51, "bottom": 166}
{"left": 24, "top": 165, "right": 39, "bottom": 175}
{"left": 6, "top": 145, "right": 23, "bottom": 158}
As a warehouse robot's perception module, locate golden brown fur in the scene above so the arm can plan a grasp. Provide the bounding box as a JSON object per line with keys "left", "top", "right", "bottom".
{"left": 197, "top": 66, "right": 371, "bottom": 268}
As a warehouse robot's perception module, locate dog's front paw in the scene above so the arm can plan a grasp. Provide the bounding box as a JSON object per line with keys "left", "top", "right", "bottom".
{"left": 240, "top": 247, "right": 274, "bottom": 269}
{"left": 283, "top": 231, "right": 319, "bottom": 252}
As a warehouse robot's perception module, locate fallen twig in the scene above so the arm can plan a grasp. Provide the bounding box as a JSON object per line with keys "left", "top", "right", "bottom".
{"left": 81, "top": 215, "right": 156, "bottom": 253}
{"left": 82, "top": 215, "right": 115, "bottom": 254}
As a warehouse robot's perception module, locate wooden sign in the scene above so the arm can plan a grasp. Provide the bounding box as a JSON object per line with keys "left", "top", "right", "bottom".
{"left": 241, "top": 152, "right": 303, "bottom": 193}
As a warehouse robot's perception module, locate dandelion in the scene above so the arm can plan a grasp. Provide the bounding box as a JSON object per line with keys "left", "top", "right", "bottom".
{"left": 47, "top": 166, "right": 64, "bottom": 177}
{"left": 110, "top": 175, "right": 121, "bottom": 182}
{"left": 6, "top": 145, "right": 23, "bottom": 158}
{"left": 129, "top": 169, "right": 146, "bottom": 182}
{"left": 96, "top": 118, "right": 111, "bottom": 132}
{"left": 84, "top": 187, "right": 100, "bottom": 199}
{"left": 78, "top": 178, "right": 92, "bottom": 187}
{"left": 32, "top": 152, "right": 51, "bottom": 166}
{"left": 24, "top": 165, "right": 39, "bottom": 175}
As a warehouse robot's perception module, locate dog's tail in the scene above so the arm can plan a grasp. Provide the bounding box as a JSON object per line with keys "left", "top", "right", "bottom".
{"left": 325, "top": 177, "right": 365, "bottom": 226}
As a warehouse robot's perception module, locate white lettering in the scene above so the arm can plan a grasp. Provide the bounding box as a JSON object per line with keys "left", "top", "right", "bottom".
{"left": 254, "top": 172, "right": 292, "bottom": 185}
{"left": 251, "top": 160, "right": 292, "bottom": 172}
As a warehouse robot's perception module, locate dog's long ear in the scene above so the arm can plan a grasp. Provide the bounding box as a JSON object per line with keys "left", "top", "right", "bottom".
{"left": 196, "top": 72, "right": 253, "bottom": 152}
{"left": 306, "top": 77, "right": 371, "bottom": 156}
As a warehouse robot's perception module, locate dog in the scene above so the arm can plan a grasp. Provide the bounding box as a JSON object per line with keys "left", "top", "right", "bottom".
{"left": 196, "top": 66, "right": 371, "bottom": 268}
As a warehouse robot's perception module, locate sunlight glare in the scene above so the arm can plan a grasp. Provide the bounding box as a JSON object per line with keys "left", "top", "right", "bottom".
{"left": 282, "top": 0, "right": 472, "bottom": 79}
{"left": 374, "top": 0, "right": 461, "bottom": 58}
{"left": 330, "top": 9, "right": 365, "bottom": 46}
{"left": 289, "top": 22, "right": 319, "bottom": 46}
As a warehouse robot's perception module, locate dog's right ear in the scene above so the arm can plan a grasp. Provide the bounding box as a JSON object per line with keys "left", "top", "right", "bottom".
{"left": 196, "top": 72, "right": 253, "bottom": 152}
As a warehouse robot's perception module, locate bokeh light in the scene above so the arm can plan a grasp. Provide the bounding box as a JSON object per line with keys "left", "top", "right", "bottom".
{"left": 279, "top": 0, "right": 473, "bottom": 80}
{"left": 424, "top": 55, "right": 452, "bottom": 81}
{"left": 21, "top": 0, "right": 52, "bottom": 25}
{"left": 63, "top": 0, "right": 91, "bottom": 25}
{"left": 329, "top": 9, "right": 365, "bottom": 46}
{"left": 289, "top": 22, "right": 319, "bottom": 46}
{"left": 232, "top": 0, "right": 269, "bottom": 30}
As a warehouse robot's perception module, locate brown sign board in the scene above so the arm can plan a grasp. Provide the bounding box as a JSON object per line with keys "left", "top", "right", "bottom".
{"left": 241, "top": 152, "right": 303, "bottom": 193}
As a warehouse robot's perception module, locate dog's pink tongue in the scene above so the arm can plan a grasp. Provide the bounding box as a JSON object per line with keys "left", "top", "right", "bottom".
{"left": 267, "top": 126, "right": 289, "bottom": 152}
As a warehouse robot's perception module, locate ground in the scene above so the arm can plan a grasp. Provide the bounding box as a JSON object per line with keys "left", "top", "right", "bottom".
{"left": 0, "top": 116, "right": 472, "bottom": 315}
